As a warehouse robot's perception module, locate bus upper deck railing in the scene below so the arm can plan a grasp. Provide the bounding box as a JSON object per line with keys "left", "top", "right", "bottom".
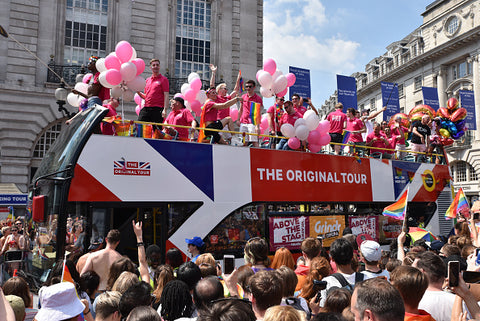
{"left": 106, "top": 118, "right": 445, "bottom": 163}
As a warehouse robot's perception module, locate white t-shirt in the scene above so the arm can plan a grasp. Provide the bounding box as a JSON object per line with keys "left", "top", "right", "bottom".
{"left": 319, "top": 272, "right": 357, "bottom": 307}
{"left": 418, "top": 289, "right": 455, "bottom": 321}
{"left": 361, "top": 269, "right": 390, "bottom": 281}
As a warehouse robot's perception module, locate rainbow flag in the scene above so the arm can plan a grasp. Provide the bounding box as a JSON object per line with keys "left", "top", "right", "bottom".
{"left": 239, "top": 70, "right": 245, "bottom": 93}
{"left": 445, "top": 188, "right": 469, "bottom": 219}
{"left": 341, "top": 131, "right": 351, "bottom": 150}
{"left": 61, "top": 259, "right": 74, "bottom": 284}
{"left": 383, "top": 188, "right": 409, "bottom": 220}
{"left": 249, "top": 102, "right": 261, "bottom": 125}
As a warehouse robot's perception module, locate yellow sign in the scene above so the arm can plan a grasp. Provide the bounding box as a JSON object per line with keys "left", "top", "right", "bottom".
{"left": 309, "top": 215, "right": 346, "bottom": 247}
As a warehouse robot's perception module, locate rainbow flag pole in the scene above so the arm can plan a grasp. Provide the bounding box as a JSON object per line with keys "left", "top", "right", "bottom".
{"left": 445, "top": 187, "right": 469, "bottom": 219}
{"left": 383, "top": 187, "right": 409, "bottom": 224}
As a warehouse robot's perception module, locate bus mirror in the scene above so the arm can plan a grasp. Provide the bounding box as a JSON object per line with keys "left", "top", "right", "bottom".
{"left": 32, "top": 195, "right": 46, "bottom": 222}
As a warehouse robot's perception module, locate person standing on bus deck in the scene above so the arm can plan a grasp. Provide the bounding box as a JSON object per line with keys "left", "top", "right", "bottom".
{"left": 164, "top": 97, "right": 196, "bottom": 141}
{"left": 136, "top": 59, "right": 169, "bottom": 129}
{"left": 267, "top": 96, "right": 285, "bottom": 149}
{"left": 238, "top": 80, "right": 263, "bottom": 147}
{"left": 291, "top": 93, "right": 318, "bottom": 116}
{"left": 185, "top": 237, "right": 204, "bottom": 263}
{"left": 345, "top": 107, "right": 366, "bottom": 155}
{"left": 276, "top": 101, "right": 302, "bottom": 150}
{"left": 410, "top": 114, "right": 431, "bottom": 162}
{"left": 326, "top": 102, "right": 347, "bottom": 155}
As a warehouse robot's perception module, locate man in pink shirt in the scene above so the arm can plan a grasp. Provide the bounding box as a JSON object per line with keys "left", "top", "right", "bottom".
{"left": 346, "top": 108, "right": 366, "bottom": 155}
{"left": 238, "top": 80, "right": 263, "bottom": 147}
{"left": 276, "top": 101, "right": 302, "bottom": 150}
{"left": 327, "top": 102, "right": 347, "bottom": 155}
{"left": 267, "top": 96, "right": 285, "bottom": 149}
{"left": 390, "top": 115, "right": 408, "bottom": 160}
{"left": 164, "top": 97, "right": 196, "bottom": 141}
{"left": 137, "top": 59, "right": 170, "bottom": 129}
{"left": 366, "top": 123, "right": 389, "bottom": 158}
{"left": 291, "top": 94, "right": 318, "bottom": 116}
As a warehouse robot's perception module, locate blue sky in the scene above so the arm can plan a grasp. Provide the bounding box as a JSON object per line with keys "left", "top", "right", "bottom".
{"left": 263, "top": 0, "right": 433, "bottom": 108}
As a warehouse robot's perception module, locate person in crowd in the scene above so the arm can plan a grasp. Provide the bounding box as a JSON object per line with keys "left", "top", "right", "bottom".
{"left": 177, "top": 261, "right": 202, "bottom": 292}
{"left": 359, "top": 106, "right": 387, "bottom": 141}
{"left": 382, "top": 127, "right": 396, "bottom": 159}
{"left": 267, "top": 96, "right": 285, "bottom": 149}
{"left": 81, "top": 229, "right": 122, "bottom": 291}
{"left": 295, "top": 237, "right": 323, "bottom": 291}
{"left": 264, "top": 305, "right": 305, "bottom": 321}
{"left": 136, "top": 59, "right": 169, "bottom": 128}
{"left": 145, "top": 245, "right": 162, "bottom": 284}
{"left": 197, "top": 297, "right": 256, "bottom": 321}
{"left": 450, "top": 273, "right": 480, "bottom": 321}
{"left": 185, "top": 236, "right": 204, "bottom": 263}
{"left": 132, "top": 220, "right": 152, "bottom": 286}
{"left": 111, "top": 271, "right": 140, "bottom": 294}
{"left": 1, "top": 223, "right": 26, "bottom": 254}
{"left": 327, "top": 103, "right": 347, "bottom": 155}
{"left": 244, "top": 237, "right": 272, "bottom": 273}
{"left": 410, "top": 114, "right": 431, "bottom": 162}
{"left": 366, "top": 122, "right": 389, "bottom": 158}
{"left": 94, "top": 291, "right": 122, "bottom": 321}
{"left": 321, "top": 288, "right": 351, "bottom": 315}
{"left": 276, "top": 266, "right": 309, "bottom": 315}
{"left": 276, "top": 100, "right": 303, "bottom": 150}
{"left": 345, "top": 108, "right": 366, "bottom": 156}
{"left": 350, "top": 277, "right": 404, "bottom": 321}
{"left": 166, "top": 248, "right": 184, "bottom": 271}
{"left": 271, "top": 247, "right": 296, "bottom": 270}
{"left": 291, "top": 94, "right": 317, "bottom": 116}
{"left": 2, "top": 276, "right": 37, "bottom": 321}
{"left": 236, "top": 265, "right": 255, "bottom": 293}
{"left": 105, "top": 257, "right": 138, "bottom": 291}
{"left": 152, "top": 265, "right": 174, "bottom": 309}
{"left": 390, "top": 115, "right": 408, "bottom": 160}
{"left": 193, "top": 276, "right": 224, "bottom": 312}
{"left": 118, "top": 282, "right": 152, "bottom": 319}
{"left": 238, "top": 80, "right": 263, "bottom": 147}
{"left": 5, "top": 295, "right": 25, "bottom": 321}
{"left": 66, "top": 220, "right": 85, "bottom": 254}
{"left": 0, "top": 226, "right": 11, "bottom": 251}
{"left": 0, "top": 286, "right": 16, "bottom": 321}
{"left": 158, "top": 280, "right": 195, "bottom": 320}
{"left": 127, "top": 306, "right": 161, "bottom": 321}
{"left": 390, "top": 265, "right": 434, "bottom": 321}
{"left": 299, "top": 257, "right": 331, "bottom": 303}
{"left": 248, "top": 270, "right": 283, "bottom": 320}
{"left": 164, "top": 97, "right": 196, "bottom": 141}
{"left": 71, "top": 56, "right": 110, "bottom": 110}
{"left": 359, "top": 240, "right": 389, "bottom": 280}
{"left": 414, "top": 251, "right": 455, "bottom": 321}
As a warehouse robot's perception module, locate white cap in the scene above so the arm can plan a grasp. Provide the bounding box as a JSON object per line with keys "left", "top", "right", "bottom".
{"left": 35, "top": 282, "right": 85, "bottom": 321}
{"left": 360, "top": 240, "right": 382, "bottom": 262}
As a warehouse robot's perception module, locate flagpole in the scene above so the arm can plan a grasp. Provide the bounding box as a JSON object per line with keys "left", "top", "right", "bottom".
{"left": 402, "top": 187, "right": 410, "bottom": 233}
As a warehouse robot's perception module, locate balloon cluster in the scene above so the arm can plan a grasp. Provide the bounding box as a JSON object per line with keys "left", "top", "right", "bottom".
{"left": 408, "top": 104, "right": 435, "bottom": 122}
{"left": 387, "top": 113, "right": 410, "bottom": 129}
{"left": 437, "top": 97, "right": 467, "bottom": 140}
{"left": 256, "top": 58, "right": 296, "bottom": 98}
{"left": 175, "top": 73, "right": 207, "bottom": 116}
{"left": 280, "top": 110, "right": 331, "bottom": 152}
{"left": 97, "top": 41, "right": 146, "bottom": 101}
{"left": 134, "top": 93, "right": 145, "bottom": 116}
{"left": 67, "top": 80, "right": 89, "bottom": 110}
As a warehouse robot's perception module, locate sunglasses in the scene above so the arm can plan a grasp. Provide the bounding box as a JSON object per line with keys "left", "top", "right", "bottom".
{"left": 278, "top": 98, "right": 285, "bottom": 101}
{"left": 11, "top": 229, "right": 18, "bottom": 232}
{"left": 245, "top": 85, "right": 253, "bottom": 88}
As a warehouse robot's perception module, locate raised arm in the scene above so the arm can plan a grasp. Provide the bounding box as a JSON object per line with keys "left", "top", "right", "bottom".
{"left": 132, "top": 220, "right": 150, "bottom": 286}
{"left": 212, "top": 96, "right": 242, "bottom": 110}
{"left": 232, "top": 71, "right": 241, "bottom": 97}
{"left": 367, "top": 106, "right": 387, "bottom": 120}
{"left": 396, "top": 231, "right": 406, "bottom": 262}
{"left": 0, "top": 287, "right": 15, "bottom": 321}
{"left": 209, "top": 64, "right": 217, "bottom": 88}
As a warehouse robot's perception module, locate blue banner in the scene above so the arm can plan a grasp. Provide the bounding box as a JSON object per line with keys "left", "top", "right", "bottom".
{"left": 381, "top": 82, "right": 400, "bottom": 121}
{"left": 422, "top": 87, "right": 440, "bottom": 111}
{"left": 0, "top": 194, "right": 28, "bottom": 205}
{"left": 336, "top": 75, "right": 357, "bottom": 112}
{"left": 289, "top": 66, "right": 311, "bottom": 106}
{"left": 459, "top": 90, "right": 477, "bottom": 130}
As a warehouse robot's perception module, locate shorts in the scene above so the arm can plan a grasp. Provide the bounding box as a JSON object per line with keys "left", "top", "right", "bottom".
{"left": 205, "top": 120, "right": 223, "bottom": 143}
{"left": 239, "top": 123, "right": 258, "bottom": 142}
{"left": 138, "top": 106, "right": 164, "bottom": 130}
{"left": 329, "top": 132, "right": 343, "bottom": 144}
{"left": 411, "top": 143, "right": 426, "bottom": 153}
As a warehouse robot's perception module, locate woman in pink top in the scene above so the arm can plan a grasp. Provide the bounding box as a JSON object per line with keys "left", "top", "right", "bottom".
{"left": 164, "top": 97, "right": 196, "bottom": 141}
{"left": 390, "top": 115, "right": 409, "bottom": 160}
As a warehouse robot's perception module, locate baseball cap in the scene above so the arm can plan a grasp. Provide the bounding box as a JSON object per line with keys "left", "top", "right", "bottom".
{"left": 5, "top": 295, "right": 25, "bottom": 321}
{"left": 429, "top": 239, "right": 444, "bottom": 252}
{"left": 35, "top": 282, "right": 85, "bottom": 321}
{"left": 360, "top": 240, "right": 382, "bottom": 262}
{"left": 185, "top": 236, "right": 204, "bottom": 247}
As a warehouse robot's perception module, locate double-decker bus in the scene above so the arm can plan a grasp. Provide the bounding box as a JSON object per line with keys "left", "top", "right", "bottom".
{"left": 30, "top": 106, "right": 452, "bottom": 275}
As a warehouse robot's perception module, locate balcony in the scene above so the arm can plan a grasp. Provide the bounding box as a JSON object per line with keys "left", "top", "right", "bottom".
{"left": 47, "top": 60, "right": 85, "bottom": 85}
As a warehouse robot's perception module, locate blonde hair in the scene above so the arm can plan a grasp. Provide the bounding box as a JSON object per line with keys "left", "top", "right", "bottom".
{"left": 195, "top": 253, "right": 216, "bottom": 267}
{"left": 264, "top": 305, "right": 306, "bottom": 321}
{"left": 111, "top": 271, "right": 139, "bottom": 293}
{"left": 95, "top": 291, "right": 122, "bottom": 319}
{"left": 216, "top": 83, "right": 227, "bottom": 92}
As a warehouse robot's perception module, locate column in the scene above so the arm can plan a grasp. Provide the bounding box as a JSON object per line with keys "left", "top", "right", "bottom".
{"left": 437, "top": 66, "right": 447, "bottom": 107}
{"left": 471, "top": 52, "right": 480, "bottom": 141}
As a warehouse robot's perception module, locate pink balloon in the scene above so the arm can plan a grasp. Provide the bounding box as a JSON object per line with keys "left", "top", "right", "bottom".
{"left": 191, "top": 100, "right": 202, "bottom": 115}
{"left": 318, "top": 134, "right": 331, "bottom": 146}
{"left": 105, "top": 69, "right": 122, "bottom": 86}
{"left": 190, "top": 78, "right": 202, "bottom": 92}
{"left": 286, "top": 73, "right": 296, "bottom": 87}
{"left": 82, "top": 73, "right": 93, "bottom": 84}
{"left": 115, "top": 40, "right": 133, "bottom": 63}
{"left": 277, "top": 87, "right": 288, "bottom": 98}
{"left": 134, "top": 93, "right": 142, "bottom": 106}
{"left": 263, "top": 58, "right": 277, "bottom": 76}
{"left": 309, "top": 144, "right": 322, "bottom": 153}
{"left": 131, "top": 58, "right": 145, "bottom": 76}
{"left": 316, "top": 120, "right": 331, "bottom": 134}
{"left": 308, "top": 130, "right": 321, "bottom": 145}
{"left": 174, "top": 93, "right": 184, "bottom": 99}
{"left": 135, "top": 105, "right": 141, "bottom": 116}
{"left": 230, "top": 107, "right": 239, "bottom": 121}
{"left": 288, "top": 137, "right": 301, "bottom": 150}
{"left": 105, "top": 53, "right": 121, "bottom": 70}
{"left": 260, "top": 115, "right": 269, "bottom": 131}
{"left": 184, "top": 89, "right": 196, "bottom": 103}
{"left": 120, "top": 62, "right": 137, "bottom": 82}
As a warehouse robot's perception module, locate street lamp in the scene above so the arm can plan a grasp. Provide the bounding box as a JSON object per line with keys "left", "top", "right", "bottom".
{"left": 55, "top": 83, "right": 73, "bottom": 118}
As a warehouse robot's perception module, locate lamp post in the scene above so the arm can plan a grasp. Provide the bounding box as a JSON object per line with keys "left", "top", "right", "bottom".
{"left": 55, "top": 83, "right": 73, "bottom": 118}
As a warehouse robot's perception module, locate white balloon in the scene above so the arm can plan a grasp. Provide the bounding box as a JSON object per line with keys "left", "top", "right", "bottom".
{"left": 126, "top": 76, "right": 146, "bottom": 92}
{"left": 260, "top": 86, "right": 273, "bottom": 98}
{"left": 110, "top": 86, "right": 123, "bottom": 98}
{"left": 120, "top": 62, "right": 137, "bottom": 82}
{"left": 130, "top": 47, "right": 137, "bottom": 61}
{"left": 295, "top": 125, "right": 309, "bottom": 141}
{"left": 280, "top": 123, "right": 295, "bottom": 138}
{"left": 181, "top": 83, "right": 190, "bottom": 95}
{"left": 122, "top": 89, "right": 135, "bottom": 102}
{"left": 303, "top": 110, "right": 315, "bottom": 121}
{"left": 305, "top": 114, "right": 320, "bottom": 131}
{"left": 188, "top": 72, "right": 200, "bottom": 83}
{"left": 67, "top": 93, "right": 80, "bottom": 107}
{"left": 185, "top": 100, "right": 191, "bottom": 111}
{"left": 272, "top": 75, "right": 288, "bottom": 94}
{"left": 257, "top": 71, "right": 273, "bottom": 89}
{"left": 272, "top": 69, "right": 283, "bottom": 81}
{"left": 294, "top": 118, "right": 306, "bottom": 129}
{"left": 196, "top": 90, "right": 207, "bottom": 104}
{"left": 96, "top": 58, "right": 107, "bottom": 73}
{"left": 74, "top": 82, "right": 89, "bottom": 95}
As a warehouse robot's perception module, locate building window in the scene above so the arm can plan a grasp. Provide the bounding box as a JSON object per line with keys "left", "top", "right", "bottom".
{"left": 446, "top": 15, "right": 459, "bottom": 36}
{"left": 411, "top": 44, "right": 417, "bottom": 57}
{"left": 33, "top": 122, "right": 63, "bottom": 158}
{"left": 370, "top": 98, "right": 376, "bottom": 111}
{"left": 394, "top": 55, "right": 399, "bottom": 67}
{"left": 414, "top": 75, "right": 422, "bottom": 91}
{"left": 470, "top": 164, "right": 478, "bottom": 181}
{"left": 398, "top": 84, "right": 404, "bottom": 97}
{"left": 452, "top": 61, "right": 472, "bottom": 80}
{"left": 65, "top": 0, "right": 108, "bottom": 65}
{"left": 455, "top": 162, "right": 467, "bottom": 182}
{"left": 175, "top": 0, "right": 211, "bottom": 79}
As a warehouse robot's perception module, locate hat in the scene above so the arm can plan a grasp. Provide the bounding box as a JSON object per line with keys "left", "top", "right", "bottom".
{"left": 89, "top": 55, "right": 99, "bottom": 63}
{"left": 35, "top": 282, "right": 85, "bottom": 321}
{"left": 5, "top": 295, "right": 25, "bottom": 321}
{"left": 429, "top": 240, "right": 444, "bottom": 252}
{"left": 185, "top": 236, "right": 204, "bottom": 248}
{"left": 360, "top": 240, "right": 382, "bottom": 262}
{"left": 173, "top": 96, "right": 185, "bottom": 107}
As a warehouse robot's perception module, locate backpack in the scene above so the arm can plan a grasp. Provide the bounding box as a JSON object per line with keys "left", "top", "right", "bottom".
{"left": 284, "top": 297, "right": 309, "bottom": 319}
{"left": 327, "top": 272, "right": 364, "bottom": 295}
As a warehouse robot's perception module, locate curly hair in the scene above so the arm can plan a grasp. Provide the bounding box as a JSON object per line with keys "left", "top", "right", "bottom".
{"left": 160, "top": 280, "right": 194, "bottom": 321}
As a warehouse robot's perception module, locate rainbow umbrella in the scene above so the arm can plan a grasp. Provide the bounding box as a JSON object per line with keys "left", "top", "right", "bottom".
{"left": 408, "top": 227, "right": 437, "bottom": 242}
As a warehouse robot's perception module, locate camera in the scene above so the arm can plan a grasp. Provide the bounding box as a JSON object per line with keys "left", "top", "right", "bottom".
{"left": 303, "top": 98, "right": 309, "bottom": 103}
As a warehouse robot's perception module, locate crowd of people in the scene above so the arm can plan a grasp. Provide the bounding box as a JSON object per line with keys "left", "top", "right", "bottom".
{"left": 2, "top": 212, "right": 480, "bottom": 321}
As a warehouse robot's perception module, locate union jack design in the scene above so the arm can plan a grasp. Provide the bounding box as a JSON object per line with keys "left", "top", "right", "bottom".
{"left": 114, "top": 159, "right": 151, "bottom": 176}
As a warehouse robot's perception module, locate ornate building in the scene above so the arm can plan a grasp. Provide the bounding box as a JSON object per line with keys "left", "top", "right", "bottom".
{"left": 0, "top": 0, "right": 263, "bottom": 193}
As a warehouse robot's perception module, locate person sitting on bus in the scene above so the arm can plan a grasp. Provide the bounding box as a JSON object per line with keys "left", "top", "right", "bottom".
{"left": 366, "top": 123, "right": 389, "bottom": 159}
{"left": 164, "top": 97, "right": 196, "bottom": 141}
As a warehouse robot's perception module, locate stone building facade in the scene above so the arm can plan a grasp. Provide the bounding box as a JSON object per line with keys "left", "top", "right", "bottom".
{"left": 0, "top": 0, "right": 263, "bottom": 193}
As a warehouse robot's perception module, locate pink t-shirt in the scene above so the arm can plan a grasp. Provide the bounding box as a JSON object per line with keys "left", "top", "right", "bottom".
{"left": 346, "top": 117, "right": 364, "bottom": 142}
{"left": 366, "top": 131, "right": 387, "bottom": 149}
{"left": 240, "top": 93, "right": 263, "bottom": 124}
{"left": 267, "top": 104, "right": 284, "bottom": 132}
{"left": 100, "top": 103, "right": 117, "bottom": 135}
{"left": 279, "top": 111, "right": 303, "bottom": 127}
{"left": 386, "top": 136, "right": 397, "bottom": 154}
{"left": 216, "top": 95, "right": 232, "bottom": 119}
{"left": 327, "top": 110, "right": 347, "bottom": 134}
{"left": 144, "top": 74, "right": 169, "bottom": 108}
{"left": 203, "top": 100, "right": 218, "bottom": 122}
{"left": 165, "top": 108, "right": 195, "bottom": 139}
{"left": 390, "top": 125, "right": 408, "bottom": 145}
{"left": 294, "top": 105, "right": 307, "bottom": 115}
